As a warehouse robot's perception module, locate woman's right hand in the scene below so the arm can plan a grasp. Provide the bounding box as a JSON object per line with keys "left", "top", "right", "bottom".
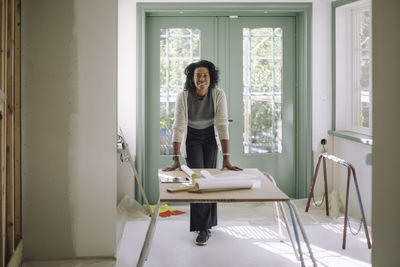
{"left": 162, "top": 158, "right": 182, "bottom": 171}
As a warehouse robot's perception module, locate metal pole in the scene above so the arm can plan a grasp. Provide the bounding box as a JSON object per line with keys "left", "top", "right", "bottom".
{"left": 289, "top": 201, "right": 318, "bottom": 267}
{"left": 286, "top": 202, "right": 305, "bottom": 267}
{"left": 273, "top": 202, "right": 284, "bottom": 241}
{"left": 343, "top": 168, "right": 351, "bottom": 249}
{"left": 278, "top": 202, "right": 300, "bottom": 260}
{"left": 305, "top": 155, "right": 322, "bottom": 212}
{"left": 264, "top": 173, "right": 299, "bottom": 260}
{"left": 322, "top": 157, "right": 329, "bottom": 216}
{"left": 350, "top": 166, "right": 372, "bottom": 249}
{"left": 137, "top": 200, "right": 163, "bottom": 267}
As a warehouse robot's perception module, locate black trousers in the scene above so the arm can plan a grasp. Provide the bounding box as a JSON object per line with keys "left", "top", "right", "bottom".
{"left": 186, "top": 125, "right": 218, "bottom": 232}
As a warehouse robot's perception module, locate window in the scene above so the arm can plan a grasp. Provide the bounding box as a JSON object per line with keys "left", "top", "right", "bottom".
{"left": 335, "top": 0, "right": 372, "bottom": 136}
{"left": 242, "top": 27, "right": 283, "bottom": 153}
{"left": 353, "top": 8, "right": 371, "bottom": 130}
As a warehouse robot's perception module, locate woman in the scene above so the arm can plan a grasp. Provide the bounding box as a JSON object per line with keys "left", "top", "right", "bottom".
{"left": 163, "top": 60, "right": 242, "bottom": 246}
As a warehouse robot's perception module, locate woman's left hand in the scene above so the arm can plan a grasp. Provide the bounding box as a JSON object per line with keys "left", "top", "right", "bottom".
{"left": 221, "top": 158, "right": 243, "bottom": 171}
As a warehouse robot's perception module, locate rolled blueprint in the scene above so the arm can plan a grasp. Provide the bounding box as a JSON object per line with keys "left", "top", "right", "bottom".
{"left": 200, "top": 170, "right": 215, "bottom": 179}
{"left": 191, "top": 179, "right": 253, "bottom": 192}
{"left": 181, "top": 165, "right": 198, "bottom": 178}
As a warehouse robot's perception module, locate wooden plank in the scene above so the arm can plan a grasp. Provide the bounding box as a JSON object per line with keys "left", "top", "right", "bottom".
{"left": 13, "top": 0, "right": 20, "bottom": 247}
{"left": 5, "top": 0, "right": 14, "bottom": 263}
{"left": 5, "top": 239, "right": 21, "bottom": 267}
{"left": 0, "top": 0, "right": 6, "bottom": 264}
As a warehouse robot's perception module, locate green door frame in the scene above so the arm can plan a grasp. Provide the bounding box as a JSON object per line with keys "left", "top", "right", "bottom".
{"left": 136, "top": 3, "right": 312, "bottom": 201}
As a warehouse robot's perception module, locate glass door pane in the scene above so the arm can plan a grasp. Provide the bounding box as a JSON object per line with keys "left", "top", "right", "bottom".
{"left": 243, "top": 27, "right": 283, "bottom": 154}
{"left": 145, "top": 17, "right": 216, "bottom": 202}
{"left": 228, "top": 17, "right": 296, "bottom": 196}
{"left": 160, "top": 28, "right": 201, "bottom": 155}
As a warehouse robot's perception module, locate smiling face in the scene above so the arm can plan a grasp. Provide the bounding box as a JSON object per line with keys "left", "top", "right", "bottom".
{"left": 193, "top": 67, "right": 210, "bottom": 97}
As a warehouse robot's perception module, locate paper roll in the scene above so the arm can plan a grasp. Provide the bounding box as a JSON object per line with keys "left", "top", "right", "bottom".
{"left": 200, "top": 170, "right": 215, "bottom": 179}
{"left": 181, "top": 165, "right": 198, "bottom": 178}
{"left": 193, "top": 179, "right": 253, "bottom": 192}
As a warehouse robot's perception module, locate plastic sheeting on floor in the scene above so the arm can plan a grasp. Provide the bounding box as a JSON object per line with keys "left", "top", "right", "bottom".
{"left": 116, "top": 197, "right": 371, "bottom": 267}
{"left": 23, "top": 195, "right": 371, "bottom": 267}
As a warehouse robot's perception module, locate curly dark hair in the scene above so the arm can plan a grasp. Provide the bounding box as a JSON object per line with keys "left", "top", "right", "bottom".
{"left": 184, "top": 60, "right": 219, "bottom": 92}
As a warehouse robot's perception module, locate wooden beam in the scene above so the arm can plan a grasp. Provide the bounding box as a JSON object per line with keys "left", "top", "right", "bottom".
{"left": 0, "top": 0, "right": 6, "bottom": 264}
{"left": 5, "top": 0, "right": 14, "bottom": 262}
{"left": 13, "top": 0, "right": 20, "bottom": 247}
{"left": 0, "top": 1, "right": 21, "bottom": 265}
{"left": 5, "top": 240, "right": 21, "bottom": 267}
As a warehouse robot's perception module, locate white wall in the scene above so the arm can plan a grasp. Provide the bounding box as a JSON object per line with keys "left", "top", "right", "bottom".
{"left": 22, "top": 0, "right": 117, "bottom": 260}
{"left": 372, "top": 0, "right": 400, "bottom": 265}
{"left": 117, "top": 156, "right": 135, "bottom": 202}
{"left": 118, "top": 0, "right": 138, "bottom": 203}
{"left": 332, "top": 138, "right": 372, "bottom": 224}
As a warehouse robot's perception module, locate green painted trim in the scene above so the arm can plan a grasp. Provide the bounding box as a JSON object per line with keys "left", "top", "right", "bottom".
{"left": 331, "top": 0, "right": 360, "bottom": 131}
{"left": 147, "top": 12, "right": 296, "bottom": 17}
{"left": 135, "top": 5, "right": 146, "bottom": 204}
{"left": 138, "top": 3, "right": 312, "bottom": 15}
{"left": 136, "top": 2, "right": 313, "bottom": 201}
{"left": 366, "top": 153, "right": 372, "bottom": 166}
{"left": 332, "top": 0, "right": 360, "bottom": 8}
{"left": 328, "top": 130, "right": 373, "bottom": 145}
{"left": 294, "top": 7, "right": 313, "bottom": 199}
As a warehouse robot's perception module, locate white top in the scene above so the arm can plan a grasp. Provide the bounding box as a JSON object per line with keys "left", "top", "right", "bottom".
{"left": 172, "top": 88, "right": 229, "bottom": 157}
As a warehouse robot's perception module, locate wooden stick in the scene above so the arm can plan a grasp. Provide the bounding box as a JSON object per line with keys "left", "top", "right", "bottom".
{"left": 118, "top": 127, "right": 152, "bottom": 216}
{"left": 323, "top": 157, "right": 329, "bottom": 216}
{"left": 343, "top": 167, "right": 351, "bottom": 249}
{"left": 0, "top": 0, "right": 6, "bottom": 264}
{"left": 5, "top": 0, "right": 15, "bottom": 261}
{"left": 0, "top": 0, "right": 5, "bottom": 264}
{"left": 305, "top": 155, "right": 322, "bottom": 212}
{"left": 13, "top": 0, "right": 21, "bottom": 246}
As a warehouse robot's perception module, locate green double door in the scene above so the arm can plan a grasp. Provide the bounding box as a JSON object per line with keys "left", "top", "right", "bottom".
{"left": 145, "top": 16, "right": 296, "bottom": 202}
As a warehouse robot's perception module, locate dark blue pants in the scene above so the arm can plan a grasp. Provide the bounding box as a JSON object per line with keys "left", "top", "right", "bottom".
{"left": 186, "top": 126, "right": 218, "bottom": 232}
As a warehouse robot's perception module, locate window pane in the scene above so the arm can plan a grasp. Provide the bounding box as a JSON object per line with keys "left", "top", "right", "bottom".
{"left": 360, "top": 10, "right": 370, "bottom": 49}
{"left": 360, "top": 90, "right": 369, "bottom": 128}
{"left": 360, "top": 59, "right": 370, "bottom": 87}
{"left": 243, "top": 28, "right": 283, "bottom": 154}
{"left": 160, "top": 28, "right": 201, "bottom": 155}
{"left": 356, "top": 10, "right": 371, "bottom": 129}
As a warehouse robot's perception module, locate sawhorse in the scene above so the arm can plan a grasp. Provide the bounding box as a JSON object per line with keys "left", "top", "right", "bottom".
{"left": 305, "top": 153, "right": 372, "bottom": 249}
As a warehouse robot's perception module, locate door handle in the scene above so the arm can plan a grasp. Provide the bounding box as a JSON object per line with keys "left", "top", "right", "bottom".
{"left": 228, "top": 119, "right": 233, "bottom": 122}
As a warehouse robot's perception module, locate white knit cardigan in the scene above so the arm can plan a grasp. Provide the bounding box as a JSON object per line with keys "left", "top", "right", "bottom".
{"left": 172, "top": 88, "right": 229, "bottom": 158}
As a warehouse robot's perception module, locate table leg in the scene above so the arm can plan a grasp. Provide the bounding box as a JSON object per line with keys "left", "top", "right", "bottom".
{"left": 273, "top": 201, "right": 284, "bottom": 241}
{"left": 286, "top": 202, "right": 305, "bottom": 267}
{"left": 288, "top": 201, "right": 317, "bottom": 267}
{"left": 137, "top": 200, "right": 163, "bottom": 267}
{"left": 350, "top": 166, "right": 372, "bottom": 249}
{"left": 264, "top": 173, "right": 299, "bottom": 261}
{"left": 278, "top": 202, "right": 300, "bottom": 260}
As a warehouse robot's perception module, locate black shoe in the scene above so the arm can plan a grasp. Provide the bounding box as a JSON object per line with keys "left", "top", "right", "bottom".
{"left": 195, "top": 230, "right": 209, "bottom": 246}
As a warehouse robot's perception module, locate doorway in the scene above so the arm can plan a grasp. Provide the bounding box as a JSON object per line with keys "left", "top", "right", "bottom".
{"left": 136, "top": 3, "right": 312, "bottom": 203}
